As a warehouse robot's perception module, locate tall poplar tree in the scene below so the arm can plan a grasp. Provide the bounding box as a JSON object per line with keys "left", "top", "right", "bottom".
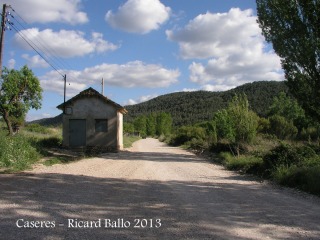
{"left": 256, "top": 0, "right": 320, "bottom": 120}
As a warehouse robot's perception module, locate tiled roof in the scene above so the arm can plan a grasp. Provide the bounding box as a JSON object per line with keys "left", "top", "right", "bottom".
{"left": 57, "top": 87, "right": 127, "bottom": 114}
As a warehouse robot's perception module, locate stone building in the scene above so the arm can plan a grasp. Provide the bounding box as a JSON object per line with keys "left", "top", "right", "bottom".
{"left": 57, "top": 87, "right": 127, "bottom": 151}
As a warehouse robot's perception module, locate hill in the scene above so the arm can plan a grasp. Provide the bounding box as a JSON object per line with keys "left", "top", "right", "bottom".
{"left": 124, "top": 81, "right": 288, "bottom": 126}
{"left": 29, "top": 113, "right": 63, "bottom": 126}
{"left": 32, "top": 81, "right": 288, "bottom": 127}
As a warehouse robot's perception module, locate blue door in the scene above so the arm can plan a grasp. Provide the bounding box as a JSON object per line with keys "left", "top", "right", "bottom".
{"left": 69, "top": 119, "right": 86, "bottom": 147}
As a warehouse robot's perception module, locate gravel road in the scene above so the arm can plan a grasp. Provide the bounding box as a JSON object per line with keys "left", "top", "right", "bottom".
{"left": 1, "top": 138, "right": 320, "bottom": 240}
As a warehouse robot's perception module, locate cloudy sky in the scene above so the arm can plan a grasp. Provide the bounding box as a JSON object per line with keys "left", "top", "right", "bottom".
{"left": 0, "top": 0, "right": 283, "bottom": 121}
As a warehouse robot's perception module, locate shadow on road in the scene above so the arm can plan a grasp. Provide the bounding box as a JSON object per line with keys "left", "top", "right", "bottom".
{"left": 1, "top": 172, "right": 320, "bottom": 239}
{"left": 101, "top": 150, "right": 208, "bottom": 163}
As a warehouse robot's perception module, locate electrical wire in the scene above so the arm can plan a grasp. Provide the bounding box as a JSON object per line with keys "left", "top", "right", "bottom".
{"left": 10, "top": 23, "right": 65, "bottom": 77}
{"left": 10, "top": 8, "right": 73, "bottom": 71}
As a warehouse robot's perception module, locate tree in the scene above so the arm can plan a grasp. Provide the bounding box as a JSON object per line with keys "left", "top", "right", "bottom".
{"left": 146, "top": 113, "right": 156, "bottom": 136}
{"left": 0, "top": 66, "right": 42, "bottom": 135}
{"left": 256, "top": 0, "right": 320, "bottom": 121}
{"left": 133, "top": 115, "right": 147, "bottom": 136}
{"left": 214, "top": 94, "right": 259, "bottom": 156}
{"left": 155, "top": 112, "right": 172, "bottom": 136}
{"left": 268, "top": 91, "right": 308, "bottom": 132}
{"left": 269, "top": 115, "right": 298, "bottom": 139}
{"left": 268, "top": 92, "right": 305, "bottom": 123}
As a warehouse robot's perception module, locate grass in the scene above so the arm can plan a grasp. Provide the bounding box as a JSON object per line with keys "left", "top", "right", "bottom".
{"left": 0, "top": 131, "right": 41, "bottom": 172}
{"left": 216, "top": 138, "right": 320, "bottom": 197}
{"left": 0, "top": 122, "right": 63, "bottom": 172}
{"left": 123, "top": 135, "right": 141, "bottom": 148}
{"left": 42, "top": 155, "right": 78, "bottom": 166}
{"left": 221, "top": 152, "right": 264, "bottom": 175}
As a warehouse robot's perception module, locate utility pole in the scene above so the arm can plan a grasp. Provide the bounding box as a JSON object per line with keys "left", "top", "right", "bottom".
{"left": 101, "top": 78, "right": 104, "bottom": 96}
{"left": 63, "top": 74, "right": 66, "bottom": 114}
{"left": 0, "top": 4, "right": 9, "bottom": 77}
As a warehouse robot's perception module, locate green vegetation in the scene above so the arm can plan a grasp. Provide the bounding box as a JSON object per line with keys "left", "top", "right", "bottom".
{"left": 123, "top": 135, "right": 141, "bottom": 148}
{"left": 257, "top": 0, "right": 320, "bottom": 122}
{"left": 0, "top": 130, "right": 40, "bottom": 171}
{"left": 125, "top": 81, "right": 288, "bottom": 126}
{"left": 126, "top": 90, "right": 320, "bottom": 197}
{"left": 0, "top": 119, "right": 63, "bottom": 172}
{"left": 0, "top": 66, "right": 42, "bottom": 135}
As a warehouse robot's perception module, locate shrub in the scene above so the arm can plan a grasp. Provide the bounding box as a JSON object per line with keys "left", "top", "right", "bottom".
{"left": 272, "top": 165, "right": 320, "bottom": 196}
{"left": 299, "top": 127, "right": 320, "bottom": 141}
{"left": 37, "top": 136, "right": 62, "bottom": 148}
{"left": 268, "top": 115, "right": 298, "bottom": 139}
{"left": 0, "top": 133, "right": 40, "bottom": 171}
{"left": 186, "top": 138, "right": 209, "bottom": 152}
{"left": 257, "top": 117, "right": 270, "bottom": 134}
{"left": 226, "top": 156, "right": 263, "bottom": 174}
{"left": 263, "top": 143, "right": 302, "bottom": 171}
{"left": 170, "top": 126, "right": 206, "bottom": 146}
{"left": 25, "top": 124, "right": 53, "bottom": 134}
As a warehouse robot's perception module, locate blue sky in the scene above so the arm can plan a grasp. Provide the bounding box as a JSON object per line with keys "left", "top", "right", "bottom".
{"left": 0, "top": 0, "right": 283, "bottom": 121}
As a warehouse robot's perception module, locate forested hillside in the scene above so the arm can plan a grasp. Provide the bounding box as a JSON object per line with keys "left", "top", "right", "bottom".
{"left": 29, "top": 113, "right": 63, "bottom": 126}
{"left": 32, "top": 81, "right": 287, "bottom": 127}
{"left": 124, "top": 81, "right": 288, "bottom": 126}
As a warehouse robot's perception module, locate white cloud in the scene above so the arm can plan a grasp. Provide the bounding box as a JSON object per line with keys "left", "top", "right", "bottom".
{"left": 14, "top": 29, "right": 119, "bottom": 58}
{"left": 6, "top": 0, "right": 88, "bottom": 24}
{"left": 106, "top": 0, "right": 171, "bottom": 34}
{"left": 125, "top": 94, "right": 158, "bottom": 105}
{"left": 166, "top": 8, "right": 283, "bottom": 88}
{"left": 26, "top": 112, "right": 53, "bottom": 122}
{"left": 22, "top": 54, "right": 49, "bottom": 68}
{"left": 201, "top": 84, "right": 235, "bottom": 92}
{"left": 7, "top": 59, "right": 16, "bottom": 69}
{"left": 40, "top": 71, "right": 87, "bottom": 97}
{"left": 40, "top": 61, "right": 180, "bottom": 95}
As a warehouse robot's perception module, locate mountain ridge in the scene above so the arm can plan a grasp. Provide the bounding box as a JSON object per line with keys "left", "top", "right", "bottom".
{"left": 124, "top": 80, "right": 288, "bottom": 126}
{"left": 31, "top": 81, "right": 288, "bottom": 127}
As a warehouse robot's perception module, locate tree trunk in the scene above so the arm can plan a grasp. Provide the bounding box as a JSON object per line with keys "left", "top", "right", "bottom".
{"left": 3, "top": 110, "right": 13, "bottom": 136}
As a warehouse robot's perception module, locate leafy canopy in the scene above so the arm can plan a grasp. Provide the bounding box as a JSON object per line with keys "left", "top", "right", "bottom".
{"left": 256, "top": 0, "right": 320, "bottom": 120}
{"left": 0, "top": 65, "right": 42, "bottom": 134}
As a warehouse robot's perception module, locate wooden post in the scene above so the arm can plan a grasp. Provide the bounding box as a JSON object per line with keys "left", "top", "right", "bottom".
{"left": 0, "top": 4, "right": 8, "bottom": 77}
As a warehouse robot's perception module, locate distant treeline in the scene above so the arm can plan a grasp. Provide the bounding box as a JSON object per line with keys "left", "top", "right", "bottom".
{"left": 124, "top": 81, "right": 288, "bottom": 126}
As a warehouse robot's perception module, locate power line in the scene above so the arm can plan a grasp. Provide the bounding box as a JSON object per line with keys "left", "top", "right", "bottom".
{"left": 9, "top": 23, "right": 65, "bottom": 77}
{"left": 10, "top": 7, "right": 73, "bottom": 71}
{"left": 7, "top": 8, "right": 67, "bottom": 76}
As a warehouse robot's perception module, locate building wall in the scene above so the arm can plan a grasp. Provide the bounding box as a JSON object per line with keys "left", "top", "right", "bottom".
{"left": 117, "top": 112, "right": 124, "bottom": 150}
{"left": 62, "top": 97, "right": 121, "bottom": 149}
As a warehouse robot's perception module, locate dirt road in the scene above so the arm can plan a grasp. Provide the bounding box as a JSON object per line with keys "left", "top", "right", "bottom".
{"left": 1, "top": 138, "right": 320, "bottom": 239}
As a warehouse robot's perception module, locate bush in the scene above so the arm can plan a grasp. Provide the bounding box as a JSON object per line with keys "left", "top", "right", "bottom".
{"left": 186, "top": 138, "right": 209, "bottom": 152}
{"left": 268, "top": 115, "right": 298, "bottom": 139}
{"left": 299, "top": 127, "right": 320, "bottom": 141}
{"left": 25, "top": 124, "right": 53, "bottom": 134}
{"left": 170, "top": 126, "right": 206, "bottom": 146}
{"left": 36, "top": 136, "right": 62, "bottom": 148}
{"left": 0, "top": 132, "right": 40, "bottom": 171}
{"left": 272, "top": 165, "right": 320, "bottom": 196}
{"left": 263, "top": 143, "right": 302, "bottom": 171}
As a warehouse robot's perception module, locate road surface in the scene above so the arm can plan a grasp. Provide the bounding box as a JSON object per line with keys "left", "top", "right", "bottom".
{"left": 1, "top": 138, "right": 320, "bottom": 239}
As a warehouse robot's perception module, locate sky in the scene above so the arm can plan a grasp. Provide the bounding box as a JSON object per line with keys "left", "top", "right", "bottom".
{"left": 0, "top": 0, "right": 284, "bottom": 121}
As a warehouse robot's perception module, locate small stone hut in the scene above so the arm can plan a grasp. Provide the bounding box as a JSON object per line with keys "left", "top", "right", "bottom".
{"left": 57, "top": 87, "right": 127, "bottom": 151}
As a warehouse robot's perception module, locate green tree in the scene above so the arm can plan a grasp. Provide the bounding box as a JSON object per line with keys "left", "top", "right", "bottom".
{"left": 156, "top": 112, "right": 172, "bottom": 136}
{"left": 146, "top": 113, "right": 156, "bottom": 136}
{"left": 268, "top": 92, "right": 305, "bottom": 123}
{"left": 256, "top": 0, "right": 320, "bottom": 121}
{"left": 215, "top": 94, "right": 259, "bottom": 156}
{"left": 123, "top": 122, "right": 134, "bottom": 134}
{"left": 268, "top": 92, "right": 308, "bottom": 132}
{"left": 269, "top": 115, "right": 298, "bottom": 139}
{"left": 133, "top": 115, "right": 147, "bottom": 136}
{"left": 0, "top": 66, "right": 42, "bottom": 135}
